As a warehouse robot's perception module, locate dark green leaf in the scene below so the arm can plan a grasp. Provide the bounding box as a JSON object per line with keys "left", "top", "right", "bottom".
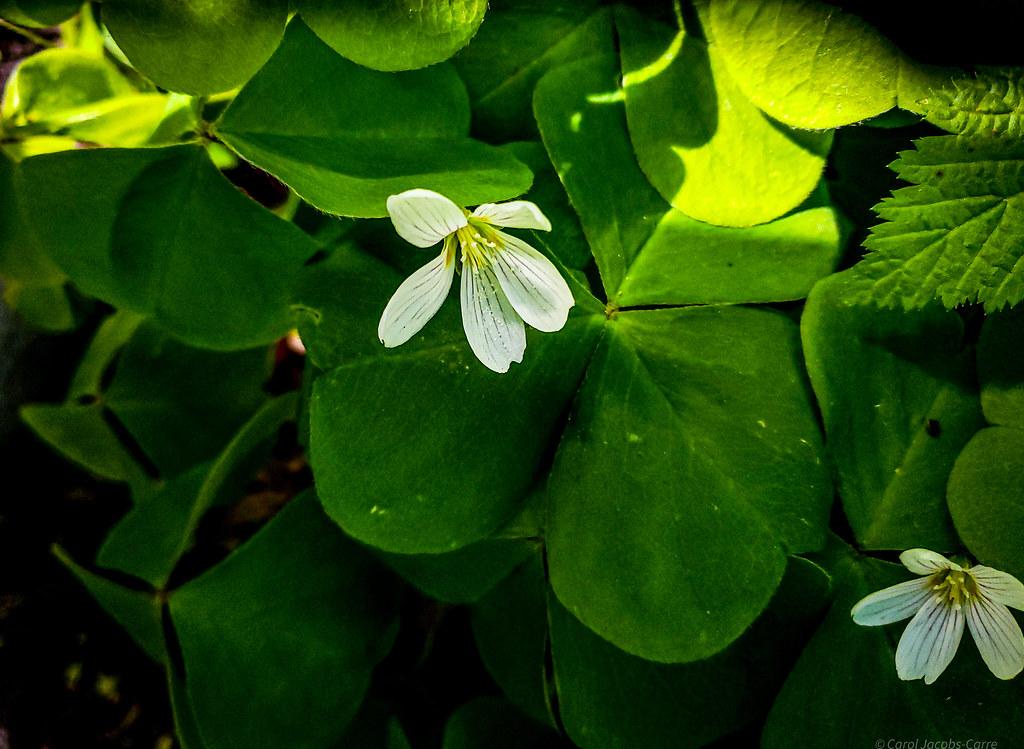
{"left": 103, "top": 324, "right": 271, "bottom": 476}
{"left": 169, "top": 491, "right": 401, "bottom": 749}
{"left": 21, "top": 145, "right": 318, "bottom": 348}
{"left": 764, "top": 545, "right": 1024, "bottom": 747}
{"left": 471, "top": 556, "right": 554, "bottom": 726}
{"left": 54, "top": 546, "right": 166, "bottom": 663}
{"left": 442, "top": 698, "right": 564, "bottom": 749}
{"left": 310, "top": 312, "right": 603, "bottom": 553}
{"left": 454, "top": 3, "right": 607, "bottom": 142}
{"left": 948, "top": 427, "right": 1024, "bottom": 580}
{"left": 217, "top": 20, "right": 531, "bottom": 218}
{"left": 380, "top": 538, "right": 535, "bottom": 604}
{"left": 548, "top": 306, "right": 830, "bottom": 662}
{"left": 802, "top": 270, "right": 983, "bottom": 549}
{"left": 977, "top": 307, "right": 1024, "bottom": 427}
{"left": 550, "top": 593, "right": 746, "bottom": 748}
{"left": 20, "top": 401, "right": 150, "bottom": 488}
{"left": 98, "top": 394, "right": 298, "bottom": 588}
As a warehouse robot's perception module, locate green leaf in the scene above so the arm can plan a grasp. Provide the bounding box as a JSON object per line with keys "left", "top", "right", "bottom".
{"left": 18, "top": 145, "right": 169, "bottom": 303}
{"left": 102, "top": 324, "right": 271, "bottom": 476}
{"left": 497, "top": 141, "right": 592, "bottom": 272}
{"left": 550, "top": 591, "right": 745, "bottom": 749}
{"left": 310, "top": 312, "right": 603, "bottom": 554}
{"left": 297, "top": 0, "right": 488, "bottom": 72}
{"left": 0, "top": 152, "right": 62, "bottom": 283}
{"left": 379, "top": 538, "right": 535, "bottom": 604}
{"left": 534, "top": 54, "right": 667, "bottom": 297}
{"left": 1, "top": 48, "right": 135, "bottom": 132}
{"left": 20, "top": 401, "right": 150, "bottom": 487}
{"left": 948, "top": 427, "right": 1024, "bottom": 581}
{"left": 708, "top": 0, "right": 948, "bottom": 129}
{"left": 924, "top": 67, "right": 1024, "bottom": 137}
{"left": 98, "top": 463, "right": 209, "bottom": 588}
{"left": 763, "top": 545, "right": 1024, "bottom": 747}
{"left": 454, "top": 2, "right": 607, "bottom": 142}
{"left": 216, "top": 19, "right": 532, "bottom": 218}
{"left": 617, "top": 7, "right": 831, "bottom": 228}
{"left": 851, "top": 135, "right": 1024, "bottom": 312}
{"left": 471, "top": 556, "right": 555, "bottom": 726}
{"left": 977, "top": 307, "right": 1024, "bottom": 427}
{"left": 68, "top": 311, "right": 145, "bottom": 400}
{"left": 169, "top": 491, "right": 401, "bottom": 749}
{"left": 98, "top": 393, "right": 298, "bottom": 588}
{"left": 21, "top": 145, "right": 318, "bottom": 348}
{"left": 54, "top": 546, "right": 166, "bottom": 663}
{"left": 0, "top": 0, "right": 78, "bottom": 26}
{"left": 615, "top": 205, "right": 844, "bottom": 306}
{"left": 547, "top": 306, "right": 830, "bottom": 662}
{"left": 102, "top": 0, "right": 288, "bottom": 95}
{"left": 801, "top": 270, "right": 983, "bottom": 550}
{"left": 1, "top": 281, "right": 75, "bottom": 331}
{"left": 442, "top": 698, "right": 564, "bottom": 749}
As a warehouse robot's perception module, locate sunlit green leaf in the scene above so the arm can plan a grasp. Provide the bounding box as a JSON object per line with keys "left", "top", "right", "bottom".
{"left": 298, "top": 0, "right": 488, "bottom": 72}
{"left": 617, "top": 7, "right": 831, "bottom": 227}
{"left": 534, "top": 54, "right": 666, "bottom": 297}
{"left": 708, "top": 0, "right": 948, "bottom": 129}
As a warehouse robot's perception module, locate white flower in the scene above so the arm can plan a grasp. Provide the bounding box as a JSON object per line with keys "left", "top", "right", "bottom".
{"left": 851, "top": 549, "right": 1024, "bottom": 684}
{"left": 377, "top": 189, "right": 574, "bottom": 373}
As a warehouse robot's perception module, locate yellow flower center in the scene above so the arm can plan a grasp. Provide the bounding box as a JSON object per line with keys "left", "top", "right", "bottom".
{"left": 455, "top": 218, "right": 503, "bottom": 269}
{"left": 930, "top": 568, "right": 978, "bottom": 610}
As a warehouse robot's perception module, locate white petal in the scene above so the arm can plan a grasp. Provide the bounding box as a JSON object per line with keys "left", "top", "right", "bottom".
{"left": 851, "top": 578, "right": 932, "bottom": 626}
{"left": 895, "top": 595, "right": 964, "bottom": 684}
{"left": 472, "top": 201, "right": 552, "bottom": 231}
{"left": 966, "top": 595, "right": 1024, "bottom": 680}
{"left": 970, "top": 566, "right": 1024, "bottom": 611}
{"left": 387, "top": 189, "right": 467, "bottom": 248}
{"left": 489, "top": 231, "right": 574, "bottom": 333}
{"left": 378, "top": 246, "right": 455, "bottom": 347}
{"left": 900, "top": 549, "right": 959, "bottom": 575}
{"left": 460, "top": 260, "right": 526, "bottom": 374}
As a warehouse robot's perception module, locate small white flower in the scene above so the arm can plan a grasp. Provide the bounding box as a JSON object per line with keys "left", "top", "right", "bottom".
{"left": 377, "top": 189, "right": 574, "bottom": 373}
{"left": 851, "top": 549, "right": 1024, "bottom": 684}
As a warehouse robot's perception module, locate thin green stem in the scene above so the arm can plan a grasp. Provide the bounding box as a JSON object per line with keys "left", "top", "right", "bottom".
{"left": 0, "top": 18, "right": 55, "bottom": 48}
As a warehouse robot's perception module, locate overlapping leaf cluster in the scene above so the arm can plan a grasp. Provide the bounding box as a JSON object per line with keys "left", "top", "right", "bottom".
{"left": 1, "top": 1, "right": 1023, "bottom": 747}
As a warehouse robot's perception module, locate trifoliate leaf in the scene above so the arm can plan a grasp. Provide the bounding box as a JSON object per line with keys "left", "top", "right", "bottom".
{"left": 851, "top": 135, "right": 1024, "bottom": 311}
